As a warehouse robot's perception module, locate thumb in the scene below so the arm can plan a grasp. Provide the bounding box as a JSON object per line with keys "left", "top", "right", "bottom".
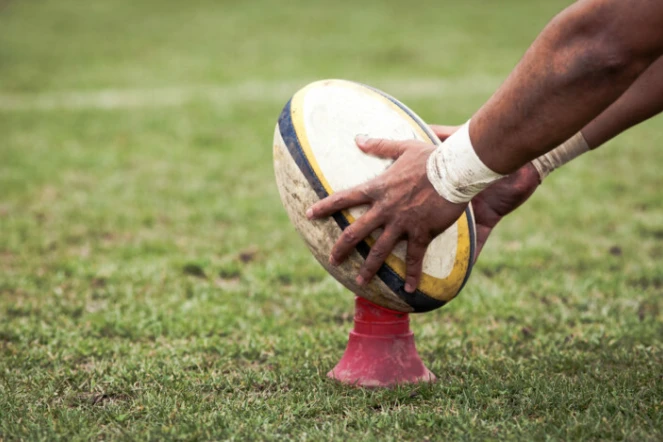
{"left": 473, "top": 224, "right": 491, "bottom": 264}
{"left": 355, "top": 135, "right": 407, "bottom": 159}
{"left": 429, "top": 125, "right": 460, "bottom": 142}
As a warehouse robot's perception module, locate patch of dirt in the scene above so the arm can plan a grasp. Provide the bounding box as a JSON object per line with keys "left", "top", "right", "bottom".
{"left": 521, "top": 327, "right": 534, "bottom": 338}
{"left": 238, "top": 246, "right": 259, "bottom": 263}
{"left": 628, "top": 276, "right": 663, "bottom": 290}
{"left": 91, "top": 277, "right": 107, "bottom": 288}
{"left": 183, "top": 263, "right": 206, "bottom": 278}
{"left": 638, "top": 301, "right": 660, "bottom": 321}
{"left": 218, "top": 268, "right": 240, "bottom": 279}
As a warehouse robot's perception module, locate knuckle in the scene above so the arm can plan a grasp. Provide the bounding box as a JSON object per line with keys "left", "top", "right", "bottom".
{"left": 370, "top": 245, "right": 389, "bottom": 260}
{"left": 372, "top": 139, "right": 385, "bottom": 150}
{"left": 330, "top": 244, "right": 348, "bottom": 262}
{"left": 341, "top": 228, "right": 357, "bottom": 244}
{"left": 359, "top": 183, "right": 375, "bottom": 199}
{"left": 334, "top": 194, "right": 348, "bottom": 208}
{"left": 393, "top": 218, "right": 409, "bottom": 232}
{"left": 411, "top": 231, "right": 430, "bottom": 246}
{"left": 359, "top": 270, "right": 374, "bottom": 282}
{"left": 333, "top": 191, "right": 353, "bottom": 206}
{"left": 367, "top": 183, "right": 383, "bottom": 198}
{"left": 361, "top": 262, "right": 380, "bottom": 277}
{"left": 405, "top": 253, "right": 421, "bottom": 266}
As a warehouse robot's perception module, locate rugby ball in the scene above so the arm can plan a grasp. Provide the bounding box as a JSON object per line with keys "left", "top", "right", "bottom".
{"left": 273, "top": 79, "right": 475, "bottom": 313}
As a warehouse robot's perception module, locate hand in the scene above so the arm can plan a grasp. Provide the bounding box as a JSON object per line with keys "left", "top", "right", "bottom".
{"left": 306, "top": 135, "right": 467, "bottom": 293}
{"left": 430, "top": 126, "right": 541, "bottom": 259}
{"left": 470, "top": 163, "right": 540, "bottom": 257}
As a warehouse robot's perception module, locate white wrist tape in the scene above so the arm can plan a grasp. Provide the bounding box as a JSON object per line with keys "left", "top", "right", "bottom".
{"left": 531, "top": 132, "right": 589, "bottom": 181}
{"left": 426, "top": 120, "right": 505, "bottom": 203}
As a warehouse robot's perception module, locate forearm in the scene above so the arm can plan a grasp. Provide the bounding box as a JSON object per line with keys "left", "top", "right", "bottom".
{"left": 582, "top": 56, "right": 663, "bottom": 149}
{"left": 472, "top": 0, "right": 663, "bottom": 174}
{"left": 532, "top": 56, "right": 663, "bottom": 179}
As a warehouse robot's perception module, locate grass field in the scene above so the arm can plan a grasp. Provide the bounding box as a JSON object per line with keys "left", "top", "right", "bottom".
{"left": 1, "top": 0, "right": 662, "bottom": 440}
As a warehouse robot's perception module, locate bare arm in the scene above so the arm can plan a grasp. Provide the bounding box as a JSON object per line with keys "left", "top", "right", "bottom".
{"left": 473, "top": 0, "right": 663, "bottom": 173}
{"left": 583, "top": 56, "right": 663, "bottom": 148}
{"left": 434, "top": 55, "right": 663, "bottom": 258}
{"left": 433, "top": 55, "right": 663, "bottom": 152}
{"left": 309, "top": 0, "right": 663, "bottom": 293}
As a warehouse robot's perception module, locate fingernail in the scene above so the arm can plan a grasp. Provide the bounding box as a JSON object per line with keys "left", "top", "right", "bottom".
{"left": 306, "top": 208, "right": 314, "bottom": 220}
{"left": 329, "top": 256, "right": 338, "bottom": 266}
{"left": 405, "top": 280, "right": 415, "bottom": 293}
{"left": 356, "top": 275, "right": 365, "bottom": 286}
{"left": 355, "top": 134, "right": 369, "bottom": 145}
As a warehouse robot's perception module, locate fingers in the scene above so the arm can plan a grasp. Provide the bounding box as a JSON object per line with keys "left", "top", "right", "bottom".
{"left": 307, "top": 186, "right": 371, "bottom": 220}
{"left": 429, "top": 125, "right": 460, "bottom": 142}
{"left": 329, "top": 208, "right": 384, "bottom": 266}
{"left": 473, "top": 225, "right": 491, "bottom": 263}
{"left": 356, "top": 227, "right": 401, "bottom": 287}
{"left": 403, "top": 237, "right": 429, "bottom": 293}
{"left": 355, "top": 135, "right": 407, "bottom": 159}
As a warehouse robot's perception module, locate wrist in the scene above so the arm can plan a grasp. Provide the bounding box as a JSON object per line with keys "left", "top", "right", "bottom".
{"left": 531, "top": 131, "right": 590, "bottom": 181}
{"left": 426, "top": 120, "right": 506, "bottom": 203}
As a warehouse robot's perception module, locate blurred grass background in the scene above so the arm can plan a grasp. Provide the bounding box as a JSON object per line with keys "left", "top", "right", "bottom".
{"left": 1, "top": 0, "right": 662, "bottom": 440}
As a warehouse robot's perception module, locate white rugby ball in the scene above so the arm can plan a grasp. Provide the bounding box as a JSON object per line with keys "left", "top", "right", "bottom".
{"left": 273, "top": 79, "right": 475, "bottom": 313}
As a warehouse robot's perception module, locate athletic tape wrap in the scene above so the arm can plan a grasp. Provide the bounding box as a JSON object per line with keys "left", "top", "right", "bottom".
{"left": 531, "top": 132, "right": 589, "bottom": 181}
{"left": 426, "top": 121, "right": 505, "bottom": 203}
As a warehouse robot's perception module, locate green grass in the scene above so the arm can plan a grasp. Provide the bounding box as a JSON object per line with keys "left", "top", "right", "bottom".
{"left": 1, "top": 0, "right": 662, "bottom": 440}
